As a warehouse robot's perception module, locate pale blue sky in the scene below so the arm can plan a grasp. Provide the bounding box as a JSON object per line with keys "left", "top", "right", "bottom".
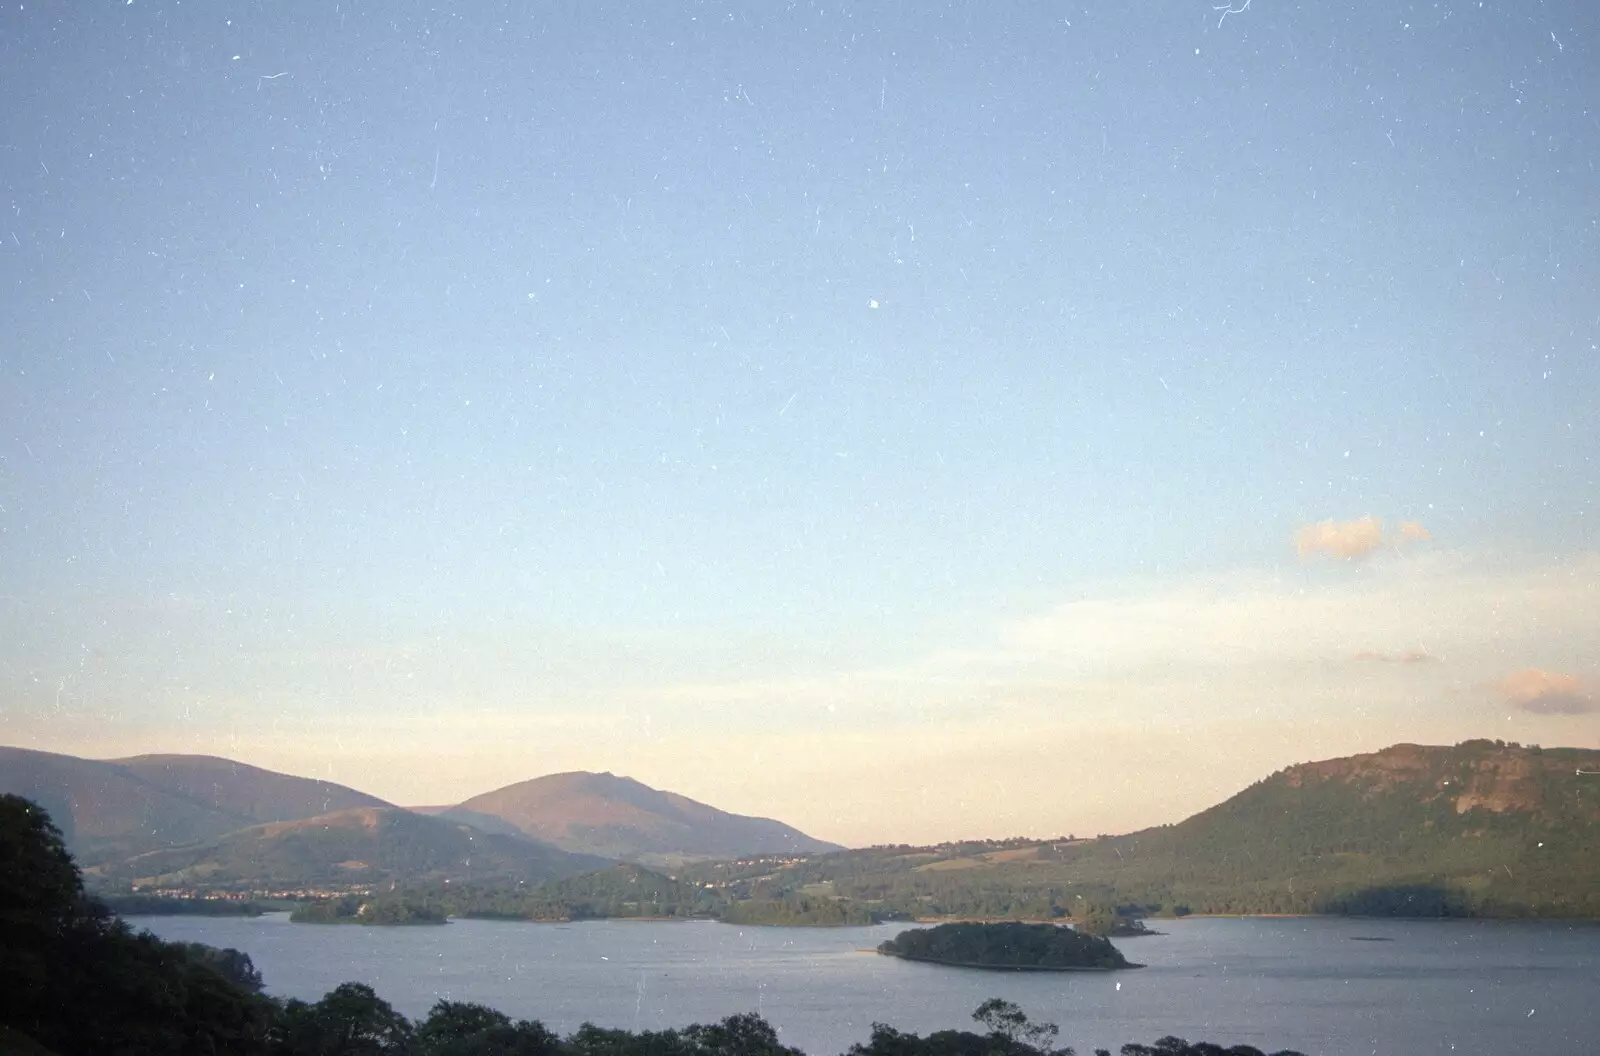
{"left": 3, "top": 2, "right": 1596, "bottom": 843}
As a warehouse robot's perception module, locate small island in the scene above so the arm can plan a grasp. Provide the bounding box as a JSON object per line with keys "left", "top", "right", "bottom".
{"left": 290, "top": 895, "right": 447, "bottom": 926}
{"left": 878, "top": 921, "right": 1142, "bottom": 971}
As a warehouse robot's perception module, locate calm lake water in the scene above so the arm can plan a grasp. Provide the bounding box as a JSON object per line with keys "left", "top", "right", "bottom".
{"left": 140, "top": 915, "right": 1599, "bottom": 1056}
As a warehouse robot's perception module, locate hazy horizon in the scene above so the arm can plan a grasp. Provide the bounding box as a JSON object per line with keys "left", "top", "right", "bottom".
{"left": 4, "top": 2, "right": 1596, "bottom": 846}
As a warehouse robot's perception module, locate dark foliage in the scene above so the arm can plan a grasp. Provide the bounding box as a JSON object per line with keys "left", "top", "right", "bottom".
{"left": 1117, "top": 1039, "right": 1307, "bottom": 1056}
{"left": 272, "top": 982, "right": 415, "bottom": 1054}
{"left": 0, "top": 793, "right": 276, "bottom": 1055}
{"left": 879, "top": 923, "right": 1136, "bottom": 970}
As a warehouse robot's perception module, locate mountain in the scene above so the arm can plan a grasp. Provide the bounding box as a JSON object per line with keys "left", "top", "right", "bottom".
{"left": 692, "top": 741, "right": 1600, "bottom": 919}
{"left": 109, "top": 754, "right": 390, "bottom": 827}
{"left": 0, "top": 747, "right": 392, "bottom": 867}
{"left": 0, "top": 747, "right": 243, "bottom": 865}
{"left": 1087, "top": 739, "right": 1600, "bottom": 915}
{"left": 0, "top": 748, "right": 838, "bottom": 888}
{"left": 90, "top": 805, "right": 607, "bottom": 890}
{"left": 451, "top": 770, "right": 844, "bottom": 864}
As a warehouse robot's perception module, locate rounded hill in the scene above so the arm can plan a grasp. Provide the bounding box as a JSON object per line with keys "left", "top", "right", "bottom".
{"left": 450, "top": 770, "right": 842, "bottom": 863}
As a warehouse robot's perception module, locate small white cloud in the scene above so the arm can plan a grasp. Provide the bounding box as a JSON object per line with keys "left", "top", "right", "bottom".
{"left": 1496, "top": 669, "right": 1594, "bottom": 715}
{"left": 1295, "top": 515, "right": 1385, "bottom": 560}
{"left": 1398, "top": 521, "right": 1432, "bottom": 543}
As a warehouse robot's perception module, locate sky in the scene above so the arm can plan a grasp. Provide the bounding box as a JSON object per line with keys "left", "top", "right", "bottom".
{"left": 2, "top": 1, "right": 1597, "bottom": 847}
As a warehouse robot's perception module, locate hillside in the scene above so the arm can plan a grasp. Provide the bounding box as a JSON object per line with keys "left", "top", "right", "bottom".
{"left": 692, "top": 741, "right": 1600, "bottom": 919}
{"left": 110, "top": 753, "right": 391, "bottom": 827}
{"left": 0, "top": 747, "right": 249, "bottom": 865}
{"left": 0, "top": 747, "right": 394, "bottom": 867}
{"left": 1082, "top": 740, "right": 1600, "bottom": 915}
{"left": 90, "top": 805, "right": 606, "bottom": 890}
{"left": 451, "top": 770, "right": 843, "bottom": 864}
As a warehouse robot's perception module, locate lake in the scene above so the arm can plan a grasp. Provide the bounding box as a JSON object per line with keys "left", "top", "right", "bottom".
{"left": 139, "top": 915, "right": 1599, "bottom": 1056}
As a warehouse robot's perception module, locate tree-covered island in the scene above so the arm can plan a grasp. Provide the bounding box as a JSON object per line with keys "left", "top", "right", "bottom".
{"left": 878, "top": 922, "right": 1141, "bottom": 971}
{"left": 290, "top": 894, "right": 447, "bottom": 925}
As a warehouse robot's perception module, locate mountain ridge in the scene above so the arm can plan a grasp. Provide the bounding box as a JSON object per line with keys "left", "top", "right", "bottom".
{"left": 0, "top": 747, "right": 395, "bottom": 867}
{"left": 705, "top": 740, "right": 1600, "bottom": 920}
{"left": 452, "top": 769, "right": 845, "bottom": 864}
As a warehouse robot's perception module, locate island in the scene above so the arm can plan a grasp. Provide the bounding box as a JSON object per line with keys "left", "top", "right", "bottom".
{"left": 877, "top": 921, "right": 1142, "bottom": 971}
{"left": 290, "top": 895, "right": 447, "bottom": 926}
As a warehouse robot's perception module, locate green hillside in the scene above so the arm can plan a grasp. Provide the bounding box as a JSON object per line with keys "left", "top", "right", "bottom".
{"left": 1073, "top": 740, "right": 1600, "bottom": 916}
{"left": 90, "top": 806, "right": 606, "bottom": 890}
{"left": 689, "top": 741, "right": 1600, "bottom": 920}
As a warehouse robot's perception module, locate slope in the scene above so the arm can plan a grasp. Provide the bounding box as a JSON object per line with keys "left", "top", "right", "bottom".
{"left": 1079, "top": 740, "right": 1600, "bottom": 915}
{"left": 0, "top": 747, "right": 246, "bottom": 865}
{"left": 714, "top": 741, "right": 1600, "bottom": 919}
{"left": 91, "top": 805, "right": 607, "bottom": 890}
{"left": 453, "top": 770, "right": 843, "bottom": 863}
{"left": 110, "top": 753, "right": 391, "bottom": 827}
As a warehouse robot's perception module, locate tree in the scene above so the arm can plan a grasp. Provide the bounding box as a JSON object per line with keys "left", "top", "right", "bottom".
{"left": 176, "top": 942, "right": 265, "bottom": 993}
{"left": 0, "top": 793, "right": 89, "bottom": 1033}
{"left": 414, "top": 1000, "right": 562, "bottom": 1056}
{"left": 972, "top": 999, "right": 1062, "bottom": 1051}
{"left": 272, "top": 982, "right": 413, "bottom": 1055}
{"left": 1074, "top": 904, "right": 1118, "bottom": 936}
{"left": 1, "top": 795, "right": 274, "bottom": 1055}
{"left": 417, "top": 1001, "right": 513, "bottom": 1050}
{"left": 681, "top": 1013, "right": 805, "bottom": 1056}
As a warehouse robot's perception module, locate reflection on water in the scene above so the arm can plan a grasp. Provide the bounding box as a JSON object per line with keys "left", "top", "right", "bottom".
{"left": 139, "top": 916, "right": 1599, "bottom": 1056}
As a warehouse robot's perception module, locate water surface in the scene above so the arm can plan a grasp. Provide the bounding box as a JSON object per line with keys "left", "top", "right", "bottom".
{"left": 141, "top": 915, "right": 1599, "bottom": 1056}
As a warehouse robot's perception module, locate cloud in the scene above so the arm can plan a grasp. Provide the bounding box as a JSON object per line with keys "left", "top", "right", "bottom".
{"left": 1495, "top": 669, "right": 1594, "bottom": 715}
{"left": 1398, "top": 521, "right": 1432, "bottom": 543}
{"left": 1293, "top": 516, "right": 1434, "bottom": 561}
{"left": 1295, "top": 515, "right": 1386, "bottom": 560}
{"left": 1352, "top": 649, "right": 1435, "bottom": 664}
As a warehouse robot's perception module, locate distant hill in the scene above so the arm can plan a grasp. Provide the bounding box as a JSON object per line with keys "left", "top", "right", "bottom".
{"left": 110, "top": 754, "right": 390, "bottom": 827}
{"left": 0, "top": 747, "right": 392, "bottom": 867}
{"left": 0, "top": 747, "right": 245, "bottom": 865}
{"left": 452, "top": 770, "right": 844, "bottom": 864}
{"left": 90, "top": 805, "right": 607, "bottom": 890}
{"left": 1084, "top": 740, "right": 1600, "bottom": 915}
{"left": 693, "top": 741, "right": 1600, "bottom": 919}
